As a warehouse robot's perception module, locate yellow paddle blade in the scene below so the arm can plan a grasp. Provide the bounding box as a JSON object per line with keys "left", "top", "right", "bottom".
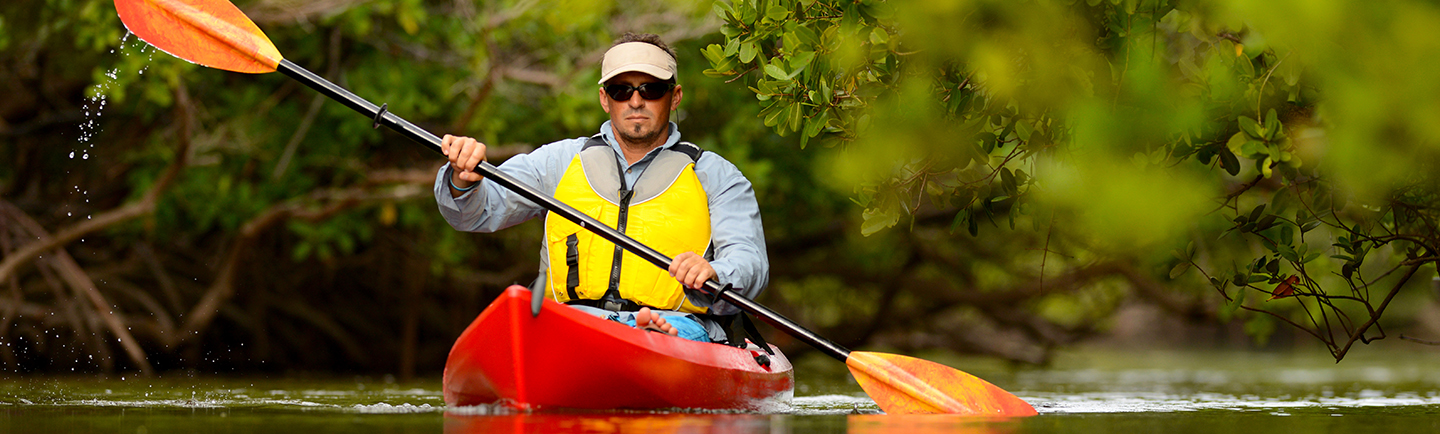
{"left": 846, "top": 351, "right": 1037, "bottom": 416}
{"left": 114, "top": 0, "right": 281, "bottom": 73}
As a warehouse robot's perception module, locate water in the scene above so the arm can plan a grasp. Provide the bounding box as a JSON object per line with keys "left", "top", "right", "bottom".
{"left": 3, "top": 348, "right": 1439, "bottom": 433}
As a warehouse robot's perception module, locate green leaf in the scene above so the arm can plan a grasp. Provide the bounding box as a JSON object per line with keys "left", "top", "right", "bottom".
{"left": 1224, "top": 288, "right": 1247, "bottom": 318}
{"left": 713, "top": 1, "right": 735, "bottom": 20}
{"left": 978, "top": 132, "right": 998, "bottom": 153}
{"left": 1219, "top": 147, "right": 1241, "bottom": 175}
{"left": 1000, "top": 168, "right": 1017, "bottom": 195}
{"left": 765, "top": 4, "right": 789, "bottom": 21}
{"left": 869, "top": 27, "right": 889, "bottom": 45}
{"left": 1264, "top": 108, "right": 1281, "bottom": 140}
{"left": 782, "top": 31, "right": 801, "bottom": 56}
{"left": 1249, "top": 204, "right": 1266, "bottom": 223}
{"left": 861, "top": 206, "right": 900, "bottom": 236}
{"left": 721, "top": 25, "right": 743, "bottom": 38}
{"left": 1239, "top": 116, "right": 1262, "bottom": 138}
{"left": 1169, "top": 261, "right": 1192, "bottom": 279}
{"left": 1234, "top": 140, "right": 1255, "bottom": 158}
{"left": 702, "top": 44, "right": 725, "bottom": 64}
{"left": 703, "top": 68, "right": 736, "bottom": 78}
{"left": 1255, "top": 213, "right": 1278, "bottom": 231}
{"left": 950, "top": 210, "right": 968, "bottom": 234}
{"left": 762, "top": 101, "right": 785, "bottom": 127}
{"left": 787, "top": 102, "right": 804, "bottom": 133}
{"left": 764, "top": 63, "right": 789, "bottom": 80}
{"left": 1277, "top": 244, "right": 1299, "bottom": 262}
{"left": 740, "top": 41, "right": 759, "bottom": 63}
{"left": 793, "top": 23, "right": 820, "bottom": 48}
{"left": 790, "top": 50, "right": 816, "bottom": 74}
{"left": 803, "top": 109, "right": 828, "bottom": 139}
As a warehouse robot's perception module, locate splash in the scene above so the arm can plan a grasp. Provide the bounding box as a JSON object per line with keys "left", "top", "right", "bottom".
{"left": 68, "top": 32, "right": 154, "bottom": 226}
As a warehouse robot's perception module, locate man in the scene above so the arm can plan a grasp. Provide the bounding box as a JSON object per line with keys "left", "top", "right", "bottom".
{"left": 433, "top": 33, "right": 767, "bottom": 343}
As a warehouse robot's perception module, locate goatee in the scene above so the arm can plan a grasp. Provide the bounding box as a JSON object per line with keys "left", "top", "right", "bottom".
{"left": 620, "top": 125, "right": 662, "bottom": 145}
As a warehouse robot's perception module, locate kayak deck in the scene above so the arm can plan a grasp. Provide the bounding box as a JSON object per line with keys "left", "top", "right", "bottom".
{"left": 443, "top": 286, "right": 794, "bottom": 410}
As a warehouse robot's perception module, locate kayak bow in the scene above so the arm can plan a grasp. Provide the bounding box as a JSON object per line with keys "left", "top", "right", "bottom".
{"left": 443, "top": 286, "right": 794, "bottom": 410}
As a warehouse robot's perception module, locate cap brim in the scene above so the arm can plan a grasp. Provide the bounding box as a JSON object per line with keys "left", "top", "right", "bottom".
{"left": 598, "top": 63, "right": 675, "bottom": 84}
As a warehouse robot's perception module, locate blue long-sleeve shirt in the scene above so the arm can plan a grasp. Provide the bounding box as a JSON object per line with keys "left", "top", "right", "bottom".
{"left": 434, "top": 121, "right": 767, "bottom": 315}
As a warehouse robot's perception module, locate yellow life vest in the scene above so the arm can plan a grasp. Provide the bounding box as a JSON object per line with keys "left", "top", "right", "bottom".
{"left": 544, "top": 137, "right": 712, "bottom": 313}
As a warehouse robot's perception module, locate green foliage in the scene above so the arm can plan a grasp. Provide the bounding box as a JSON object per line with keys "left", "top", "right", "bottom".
{"left": 708, "top": 0, "right": 1440, "bottom": 360}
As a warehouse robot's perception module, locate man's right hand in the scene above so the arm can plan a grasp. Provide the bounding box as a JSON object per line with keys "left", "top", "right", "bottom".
{"left": 442, "top": 134, "right": 487, "bottom": 196}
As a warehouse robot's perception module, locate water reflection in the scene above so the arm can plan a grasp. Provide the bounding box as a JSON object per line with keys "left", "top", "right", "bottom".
{"left": 443, "top": 412, "right": 773, "bottom": 434}
{"left": 847, "top": 415, "right": 1019, "bottom": 434}
{"left": 441, "top": 412, "right": 1024, "bottom": 434}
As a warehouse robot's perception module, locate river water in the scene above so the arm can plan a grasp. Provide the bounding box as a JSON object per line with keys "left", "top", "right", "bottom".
{"left": 3, "top": 348, "right": 1439, "bottom": 433}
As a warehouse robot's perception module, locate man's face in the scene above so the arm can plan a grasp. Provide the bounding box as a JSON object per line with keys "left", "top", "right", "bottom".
{"left": 600, "top": 71, "right": 682, "bottom": 147}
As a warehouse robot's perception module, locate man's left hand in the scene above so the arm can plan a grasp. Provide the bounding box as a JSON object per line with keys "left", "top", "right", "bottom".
{"left": 669, "top": 252, "right": 716, "bottom": 290}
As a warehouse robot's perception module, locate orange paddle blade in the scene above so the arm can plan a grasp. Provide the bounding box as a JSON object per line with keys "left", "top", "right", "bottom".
{"left": 846, "top": 351, "right": 1037, "bottom": 416}
{"left": 114, "top": 0, "right": 281, "bottom": 73}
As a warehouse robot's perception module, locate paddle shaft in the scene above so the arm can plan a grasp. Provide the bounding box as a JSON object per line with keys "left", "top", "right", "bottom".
{"left": 275, "top": 59, "right": 853, "bottom": 362}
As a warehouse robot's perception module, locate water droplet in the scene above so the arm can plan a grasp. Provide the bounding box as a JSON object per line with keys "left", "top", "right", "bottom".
{"left": 69, "top": 151, "right": 75, "bottom": 158}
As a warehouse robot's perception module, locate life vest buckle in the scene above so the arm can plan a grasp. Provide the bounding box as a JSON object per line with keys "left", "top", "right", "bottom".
{"left": 568, "top": 295, "right": 642, "bottom": 312}
{"left": 602, "top": 299, "right": 627, "bottom": 312}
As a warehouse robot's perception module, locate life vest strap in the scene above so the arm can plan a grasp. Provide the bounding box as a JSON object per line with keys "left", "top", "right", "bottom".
{"left": 583, "top": 135, "right": 703, "bottom": 163}
{"left": 565, "top": 234, "right": 581, "bottom": 300}
{"left": 567, "top": 295, "right": 642, "bottom": 312}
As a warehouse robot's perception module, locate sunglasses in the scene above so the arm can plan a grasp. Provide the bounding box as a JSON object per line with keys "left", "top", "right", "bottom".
{"left": 603, "top": 82, "right": 675, "bottom": 101}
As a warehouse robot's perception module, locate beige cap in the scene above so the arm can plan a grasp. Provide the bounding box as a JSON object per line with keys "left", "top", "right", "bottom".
{"left": 598, "top": 42, "right": 677, "bottom": 84}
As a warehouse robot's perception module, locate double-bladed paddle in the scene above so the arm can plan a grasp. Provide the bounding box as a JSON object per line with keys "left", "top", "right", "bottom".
{"left": 112, "top": 0, "right": 1037, "bottom": 416}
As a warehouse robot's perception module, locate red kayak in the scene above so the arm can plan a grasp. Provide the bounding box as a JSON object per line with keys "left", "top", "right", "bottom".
{"left": 443, "top": 286, "right": 795, "bottom": 410}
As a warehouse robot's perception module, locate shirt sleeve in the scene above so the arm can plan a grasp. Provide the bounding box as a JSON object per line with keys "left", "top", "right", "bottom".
{"left": 433, "top": 139, "right": 582, "bottom": 233}
{"left": 691, "top": 153, "right": 770, "bottom": 316}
